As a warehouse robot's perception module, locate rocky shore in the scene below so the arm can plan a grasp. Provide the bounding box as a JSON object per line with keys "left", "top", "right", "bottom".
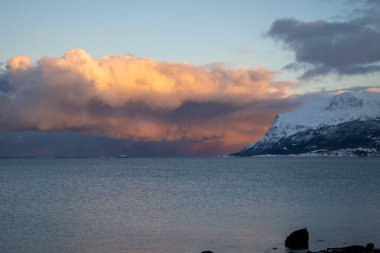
{"left": 202, "top": 244, "right": 380, "bottom": 253}
{"left": 285, "top": 228, "right": 379, "bottom": 253}
{"left": 201, "top": 228, "right": 379, "bottom": 253}
{"left": 305, "top": 243, "right": 380, "bottom": 253}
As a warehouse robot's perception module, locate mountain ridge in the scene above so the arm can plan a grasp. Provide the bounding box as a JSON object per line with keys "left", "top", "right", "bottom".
{"left": 232, "top": 90, "right": 380, "bottom": 157}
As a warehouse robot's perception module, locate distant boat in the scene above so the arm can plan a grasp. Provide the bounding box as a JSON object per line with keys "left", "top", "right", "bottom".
{"left": 54, "top": 156, "right": 89, "bottom": 158}
{"left": 116, "top": 154, "right": 128, "bottom": 158}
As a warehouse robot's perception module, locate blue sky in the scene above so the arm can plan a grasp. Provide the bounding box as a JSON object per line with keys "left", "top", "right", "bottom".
{"left": 2, "top": 0, "right": 379, "bottom": 92}
{"left": 3, "top": 0, "right": 378, "bottom": 89}
{"left": 0, "top": 1, "right": 343, "bottom": 71}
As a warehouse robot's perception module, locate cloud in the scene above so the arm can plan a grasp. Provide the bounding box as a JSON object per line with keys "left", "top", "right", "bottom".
{"left": 0, "top": 49, "right": 298, "bottom": 155}
{"left": 267, "top": 0, "right": 380, "bottom": 79}
{"left": 0, "top": 130, "right": 197, "bottom": 157}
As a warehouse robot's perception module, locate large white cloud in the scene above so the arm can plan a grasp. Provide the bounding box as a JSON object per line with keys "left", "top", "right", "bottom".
{"left": 0, "top": 49, "right": 297, "bottom": 150}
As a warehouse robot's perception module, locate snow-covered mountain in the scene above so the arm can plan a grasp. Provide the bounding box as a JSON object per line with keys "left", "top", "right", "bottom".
{"left": 232, "top": 90, "right": 380, "bottom": 156}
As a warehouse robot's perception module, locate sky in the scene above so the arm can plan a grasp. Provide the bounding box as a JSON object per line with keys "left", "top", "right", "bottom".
{"left": 0, "top": 0, "right": 379, "bottom": 157}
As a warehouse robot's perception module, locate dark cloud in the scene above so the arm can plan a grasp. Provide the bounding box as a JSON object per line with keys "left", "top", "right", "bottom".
{"left": 0, "top": 95, "right": 302, "bottom": 157}
{"left": 0, "top": 131, "right": 196, "bottom": 157}
{"left": 166, "top": 101, "right": 241, "bottom": 122}
{"left": 2, "top": 86, "right": 377, "bottom": 157}
{"left": 267, "top": 0, "right": 380, "bottom": 79}
{"left": 0, "top": 72, "right": 12, "bottom": 93}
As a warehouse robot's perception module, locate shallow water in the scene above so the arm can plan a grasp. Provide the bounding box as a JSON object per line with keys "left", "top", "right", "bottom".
{"left": 0, "top": 157, "right": 379, "bottom": 253}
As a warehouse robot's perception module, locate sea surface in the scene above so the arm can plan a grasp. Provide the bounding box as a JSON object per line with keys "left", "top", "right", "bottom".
{"left": 0, "top": 157, "right": 379, "bottom": 253}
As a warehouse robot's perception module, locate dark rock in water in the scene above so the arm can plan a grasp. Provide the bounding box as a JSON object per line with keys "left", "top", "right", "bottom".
{"left": 338, "top": 243, "right": 376, "bottom": 253}
{"left": 201, "top": 251, "right": 214, "bottom": 253}
{"left": 340, "top": 245, "right": 367, "bottom": 253}
{"left": 285, "top": 228, "right": 309, "bottom": 249}
{"left": 367, "top": 243, "right": 375, "bottom": 251}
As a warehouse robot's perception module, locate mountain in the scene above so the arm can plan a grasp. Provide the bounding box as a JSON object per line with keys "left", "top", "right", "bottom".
{"left": 231, "top": 91, "right": 380, "bottom": 157}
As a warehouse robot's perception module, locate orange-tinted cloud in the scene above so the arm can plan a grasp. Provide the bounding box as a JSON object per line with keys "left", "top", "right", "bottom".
{"left": 0, "top": 49, "right": 299, "bottom": 155}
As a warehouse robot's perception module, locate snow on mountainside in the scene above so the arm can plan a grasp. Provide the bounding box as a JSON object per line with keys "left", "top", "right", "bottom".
{"left": 261, "top": 91, "right": 380, "bottom": 143}
{"left": 233, "top": 90, "right": 380, "bottom": 156}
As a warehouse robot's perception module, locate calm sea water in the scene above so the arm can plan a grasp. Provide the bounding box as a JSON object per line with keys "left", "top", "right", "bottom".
{"left": 0, "top": 158, "right": 379, "bottom": 253}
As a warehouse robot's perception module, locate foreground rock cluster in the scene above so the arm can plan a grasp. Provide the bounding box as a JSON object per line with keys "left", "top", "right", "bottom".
{"left": 306, "top": 243, "right": 379, "bottom": 253}
{"left": 284, "top": 228, "right": 379, "bottom": 253}
{"left": 201, "top": 227, "right": 379, "bottom": 253}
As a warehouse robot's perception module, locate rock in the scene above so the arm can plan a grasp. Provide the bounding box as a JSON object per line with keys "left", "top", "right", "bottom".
{"left": 367, "top": 243, "right": 375, "bottom": 251}
{"left": 341, "top": 245, "right": 367, "bottom": 253}
{"left": 312, "top": 243, "right": 377, "bottom": 253}
{"left": 285, "top": 228, "right": 309, "bottom": 249}
{"left": 332, "top": 243, "right": 375, "bottom": 253}
{"left": 201, "top": 251, "right": 214, "bottom": 253}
